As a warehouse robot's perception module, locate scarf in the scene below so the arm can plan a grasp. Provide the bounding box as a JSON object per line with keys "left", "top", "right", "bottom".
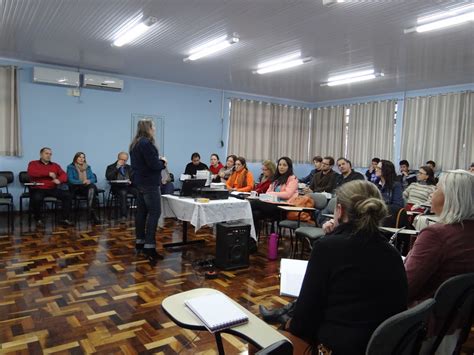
{"left": 75, "top": 163, "right": 88, "bottom": 183}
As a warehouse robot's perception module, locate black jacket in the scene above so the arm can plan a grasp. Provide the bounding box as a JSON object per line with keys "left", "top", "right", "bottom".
{"left": 130, "top": 138, "right": 165, "bottom": 187}
{"left": 289, "top": 223, "right": 408, "bottom": 355}
{"left": 184, "top": 162, "right": 208, "bottom": 176}
{"left": 105, "top": 161, "right": 133, "bottom": 181}
{"left": 335, "top": 170, "right": 365, "bottom": 188}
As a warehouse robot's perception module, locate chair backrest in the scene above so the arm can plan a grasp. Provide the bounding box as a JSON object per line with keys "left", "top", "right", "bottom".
{"left": 0, "top": 171, "right": 14, "bottom": 184}
{"left": 365, "top": 298, "right": 435, "bottom": 355}
{"left": 255, "top": 339, "right": 293, "bottom": 355}
{"left": 309, "top": 193, "right": 328, "bottom": 210}
{"left": 326, "top": 197, "right": 337, "bottom": 214}
{"left": 0, "top": 176, "right": 7, "bottom": 189}
{"left": 19, "top": 171, "right": 30, "bottom": 184}
{"left": 427, "top": 272, "right": 474, "bottom": 354}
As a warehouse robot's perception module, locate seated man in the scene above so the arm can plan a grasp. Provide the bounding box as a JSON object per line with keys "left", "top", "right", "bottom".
{"left": 184, "top": 152, "right": 208, "bottom": 177}
{"left": 105, "top": 152, "right": 137, "bottom": 221}
{"left": 335, "top": 158, "right": 365, "bottom": 188}
{"left": 299, "top": 156, "right": 322, "bottom": 184}
{"left": 305, "top": 156, "right": 337, "bottom": 194}
{"left": 398, "top": 159, "right": 417, "bottom": 190}
{"left": 27, "top": 147, "right": 73, "bottom": 227}
{"left": 365, "top": 157, "right": 380, "bottom": 184}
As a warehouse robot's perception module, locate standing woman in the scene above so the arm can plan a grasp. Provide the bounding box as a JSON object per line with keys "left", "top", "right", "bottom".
{"left": 130, "top": 119, "right": 165, "bottom": 263}
{"left": 67, "top": 152, "right": 101, "bottom": 225}
{"left": 209, "top": 153, "right": 224, "bottom": 182}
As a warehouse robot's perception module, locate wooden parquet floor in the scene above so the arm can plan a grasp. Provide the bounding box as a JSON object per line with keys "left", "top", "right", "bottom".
{"left": 1, "top": 215, "right": 473, "bottom": 354}
{"left": 0, "top": 216, "right": 294, "bottom": 354}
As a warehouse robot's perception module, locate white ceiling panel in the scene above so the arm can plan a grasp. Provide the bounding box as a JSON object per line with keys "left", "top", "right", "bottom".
{"left": 0, "top": 0, "right": 472, "bottom": 102}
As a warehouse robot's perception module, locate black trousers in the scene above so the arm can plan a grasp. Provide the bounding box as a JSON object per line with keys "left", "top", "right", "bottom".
{"left": 70, "top": 184, "right": 99, "bottom": 213}
{"left": 30, "top": 188, "right": 72, "bottom": 220}
{"left": 111, "top": 186, "right": 138, "bottom": 217}
{"left": 250, "top": 199, "right": 283, "bottom": 235}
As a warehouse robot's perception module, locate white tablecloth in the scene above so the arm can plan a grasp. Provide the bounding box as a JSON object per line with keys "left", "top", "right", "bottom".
{"left": 160, "top": 195, "right": 257, "bottom": 240}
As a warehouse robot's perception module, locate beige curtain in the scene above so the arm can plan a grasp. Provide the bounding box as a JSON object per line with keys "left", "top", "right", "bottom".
{"left": 228, "top": 99, "right": 311, "bottom": 162}
{"left": 228, "top": 99, "right": 272, "bottom": 161}
{"left": 401, "top": 91, "right": 473, "bottom": 170}
{"left": 0, "top": 66, "right": 21, "bottom": 156}
{"left": 346, "top": 100, "right": 396, "bottom": 167}
{"left": 310, "top": 106, "right": 345, "bottom": 159}
{"left": 272, "top": 105, "right": 311, "bottom": 162}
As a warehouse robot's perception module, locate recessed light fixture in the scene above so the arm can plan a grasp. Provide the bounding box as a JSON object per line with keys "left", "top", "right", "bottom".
{"left": 405, "top": 5, "right": 474, "bottom": 33}
{"left": 253, "top": 53, "right": 312, "bottom": 74}
{"left": 183, "top": 35, "right": 240, "bottom": 62}
{"left": 112, "top": 16, "right": 158, "bottom": 47}
{"left": 321, "top": 69, "right": 384, "bottom": 86}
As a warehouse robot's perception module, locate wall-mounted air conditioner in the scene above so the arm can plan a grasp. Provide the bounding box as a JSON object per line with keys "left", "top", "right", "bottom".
{"left": 33, "top": 67, "right": 80, "bottom": 87}
{"left": 82, "top": 74, "right": 124, "bottom": 91}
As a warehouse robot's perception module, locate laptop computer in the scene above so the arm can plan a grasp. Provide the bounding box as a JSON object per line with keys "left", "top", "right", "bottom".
{"left": 178, "top": 179, "right": 207, "bottom": 197}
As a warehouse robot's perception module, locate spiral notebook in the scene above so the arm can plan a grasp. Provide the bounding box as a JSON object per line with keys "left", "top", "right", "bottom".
{"left": 185, "top": 293, "right": 249, "bottom": 333}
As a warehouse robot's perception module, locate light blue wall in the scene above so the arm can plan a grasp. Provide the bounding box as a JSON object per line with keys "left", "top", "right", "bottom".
{"left": 0, "top": 59, "right": 227, "bottom": 208}
{"left": 1, "top": 57, "right": 472, "bottom": 209}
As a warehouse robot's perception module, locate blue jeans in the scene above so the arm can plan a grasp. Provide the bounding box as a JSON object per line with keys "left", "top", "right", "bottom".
{"left": 135, "top": 185, "right": 161, "bottom": 249}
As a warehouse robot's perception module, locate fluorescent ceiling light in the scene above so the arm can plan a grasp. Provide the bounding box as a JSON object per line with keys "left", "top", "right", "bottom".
{"left": 415, "top": 12, "right": 474, "bottom": 33}
{"left": 254, "top": 53, "right": 312, "bottom": 74}
{"left": 322, "top": 71, "right": 384, "bottom": 86}
{"left": 327, "top": 69, "right": 374, "bottom": 82}
{"left": 322, "top": 0, "right": 345, "bottom": 5}
{"left": 257, "top": 52, "right": 301, "bottom": 69}
{"left": 183, "top": 35, "right": 239, "bottom": 61}
{"left": 417, "top": 4, "right": 474, "bottom": 24}
{"left": 112, "top": 17, "right": 157, "bottom": 47}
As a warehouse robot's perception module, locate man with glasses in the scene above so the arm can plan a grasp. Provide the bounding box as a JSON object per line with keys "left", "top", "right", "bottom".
{"left": 306, "top": 156, "right": 337, "bottom": 194}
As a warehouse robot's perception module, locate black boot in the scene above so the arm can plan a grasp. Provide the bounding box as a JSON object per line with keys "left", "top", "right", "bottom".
{"left": 259, "top": 301, "right": 296, "bottom": 323}
{"left": 144, "top": 248, "right": 164, "bottom": 265}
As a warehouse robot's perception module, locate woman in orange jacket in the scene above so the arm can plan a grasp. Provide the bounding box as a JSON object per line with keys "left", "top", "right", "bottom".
{"left": 226, "top": 156, "right": 254, "bottom": 192}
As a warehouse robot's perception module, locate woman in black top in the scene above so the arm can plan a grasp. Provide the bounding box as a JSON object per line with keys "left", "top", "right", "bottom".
{"left": 287, "top": 180, "right": 408, "bottom": 354}
{"left": 130, "top": 119, "right": 165, "bottom": 264}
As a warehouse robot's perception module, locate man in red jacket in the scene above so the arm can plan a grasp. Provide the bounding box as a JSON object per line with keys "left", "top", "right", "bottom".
{"left": 27, "top": 147, "right": 73, "bottom": 227}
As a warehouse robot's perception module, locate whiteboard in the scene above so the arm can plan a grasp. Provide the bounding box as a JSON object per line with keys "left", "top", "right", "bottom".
{"left": 131, "top": 113, "right": 165, "bottom": 155}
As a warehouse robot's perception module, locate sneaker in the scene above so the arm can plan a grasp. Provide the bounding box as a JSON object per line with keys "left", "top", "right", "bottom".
{"left": 36, "top": 219, "right": 45, "bottom": 228}
{"left": 61, "top": 219, "right": 74, "bottom": 227}
{"left": 144, "top": 248, "right": 164, "bottom": 265}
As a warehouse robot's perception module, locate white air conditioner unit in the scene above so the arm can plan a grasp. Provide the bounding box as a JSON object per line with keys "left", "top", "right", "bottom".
{"left": 33, "top": 67, "right": 80, "bottom": 87}
{"left": 82, "top": 74, "right": 124, "bottom": 91}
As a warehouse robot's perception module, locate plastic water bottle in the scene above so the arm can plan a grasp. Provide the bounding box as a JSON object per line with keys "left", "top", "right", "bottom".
{"left": 268, "top": 233, "right": 278, "bottom": 260}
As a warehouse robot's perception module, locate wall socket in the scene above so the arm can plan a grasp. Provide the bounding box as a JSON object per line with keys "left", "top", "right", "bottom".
{"left": 67, "top": 88, "right": 81, "bottom": 97}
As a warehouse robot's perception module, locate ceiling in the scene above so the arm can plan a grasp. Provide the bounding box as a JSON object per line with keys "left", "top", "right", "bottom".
{"left": 0, "top": 0, "right": 473, "bottom": 102}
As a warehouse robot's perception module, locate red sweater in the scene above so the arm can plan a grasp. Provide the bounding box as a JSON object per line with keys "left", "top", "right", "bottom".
{"left": 209, "top": 163, "right": 224, "bottom": 175}
{"left": 27, "top": 160, "right": 68, "bottom": 189}
{"left": 254, "top": 179, "right": 271, "bottom": 194}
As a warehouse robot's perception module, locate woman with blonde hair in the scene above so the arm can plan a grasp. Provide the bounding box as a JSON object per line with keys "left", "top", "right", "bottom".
{"left": 263, "top": 180, "right": 408, "bottom": 354}
{"left": 226, "top": 156, "right": 254, "bottom": 192}
{"left": 254, "top": 160, "right": 276, "bottom": 194}
{"left": 405, "top": 170, "right": 474, "bottom": 304}
{"left": 130, "top": 119, "right": 166, "bottom": 264}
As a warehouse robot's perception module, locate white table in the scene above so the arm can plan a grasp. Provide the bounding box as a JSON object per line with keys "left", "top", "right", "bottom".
{"left": 161, "top": 288, "right": 291, "bottom": 354}
{"left": 161, "top": 195, "right": 256, "bottom": 248}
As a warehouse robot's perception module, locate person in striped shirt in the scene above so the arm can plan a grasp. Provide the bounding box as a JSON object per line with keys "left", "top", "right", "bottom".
{"left": 403, "top": 165, "right": 436, "bottom": 209}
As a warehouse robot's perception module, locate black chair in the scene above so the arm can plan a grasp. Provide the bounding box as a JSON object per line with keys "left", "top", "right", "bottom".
{"left": 105, "top": 183, "right": 136, "bottom": 220}
{"left": 0, "top": 171, "right": 14, "bottom": 205}
{"left": 71, "top": 174, "right": 105, "bottom": 223}
{"left": 255, "top": 339, "right": 293, "bottom": 354}
{"left": 421, "top": 273, "right": 474, "bottom": 355}
{"left": 18, "top": 171, "right": 31, "bottom": 223}
{"left": 0, "top": 176, "right": 14, "bottom": 233}
{"left": 365, "top": 298, "right": 435, "bottom": 355}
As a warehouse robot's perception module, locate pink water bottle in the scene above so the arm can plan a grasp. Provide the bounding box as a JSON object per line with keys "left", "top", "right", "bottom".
{"left": 268, "top": 233, "right": 278, "bottom": 260}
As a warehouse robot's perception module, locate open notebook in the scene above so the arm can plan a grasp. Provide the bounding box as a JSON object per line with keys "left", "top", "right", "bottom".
{"left": 280, "top": 258, "right": 308, "bottom": 297}
{"left": 185, "top": 293, "right": 249, "bottom": 333}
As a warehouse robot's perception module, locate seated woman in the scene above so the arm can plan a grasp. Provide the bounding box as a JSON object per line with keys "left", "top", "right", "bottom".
{"left": 280, "top": 180, "right": 408, "bottom": 354}
{"left": 218, "top": 154, "right": 237, "bottom": 183}
{"left": 160, "top": 157, "right": 174, "bottom": 195}
{"left": 375, "top": 159, "right": 404, "bottom": 210}
{"left": 254, "top": 160, "right": 276, "bottom": 194}
{"left": 403, "top": 165, "right": 436, "bottom": 210}
{"left": 209, "top": 153, "right": 224, "bottom": 182}
{"left": 226, "top": 157, "right": 254, "bottom": 192}
{"left": 184, "top": 152, "right": 208, "bottom": 177}
{"left": 405, "top": 170, "right": 474, "bottom": 304}
{"left": 67, "top": 152, "right": 101, "bottom": 224}
{"left": 251, "top": 157, "right": 298, "bottom": 235}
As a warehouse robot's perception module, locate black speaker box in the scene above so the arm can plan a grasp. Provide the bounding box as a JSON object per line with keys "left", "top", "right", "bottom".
{"left": 215, "top": 222, "right": 250, "bottom": 271}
